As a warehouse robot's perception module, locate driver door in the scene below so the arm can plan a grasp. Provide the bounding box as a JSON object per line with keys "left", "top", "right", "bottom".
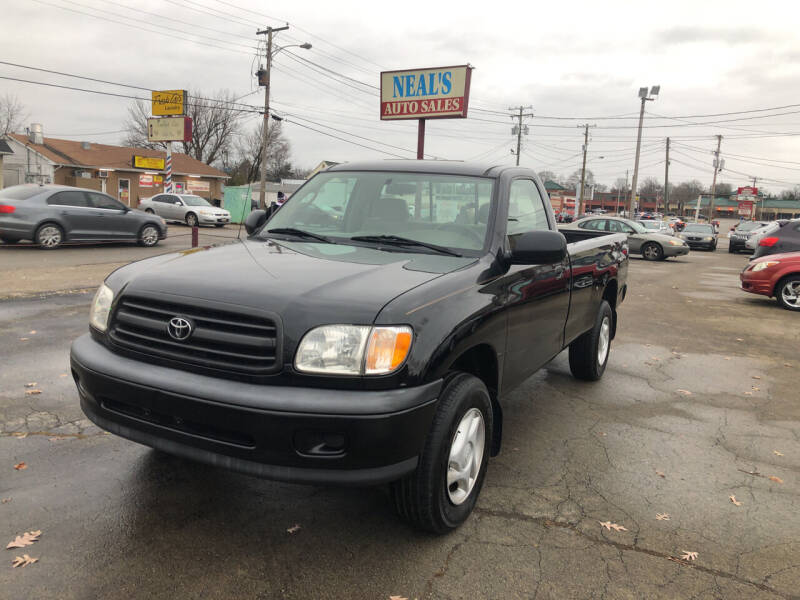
{"left": 607, "top": 219, "right": 640, "bottom": 251}
{"left": 86, "top": 192, "right": 135, "bottom": 240}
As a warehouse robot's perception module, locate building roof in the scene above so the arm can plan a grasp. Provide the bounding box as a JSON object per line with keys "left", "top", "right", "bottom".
{"left": 8, "top": 133, "right": 227, "bottom": 178}
{"left": 544, "top": 180, "right": 566, "bottom": 191}
{"left": 0, "top": 138, "right": 13, "bottom": 155}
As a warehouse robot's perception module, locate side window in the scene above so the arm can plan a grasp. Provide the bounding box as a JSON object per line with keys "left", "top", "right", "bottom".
{"left": 507, "top": 180, "right": 549, "bottom": 236}
{"left": 47, "top": 191, "right": 89, "bottom": 207}
{"left": 607, "top": 220, "right": 629, "bottom": 233}
{"left": 582, "top": 219, "right": 605, "bottom": 231}
{"left": 88, "top": 193, "right": 124, "bottom": 210}
{"left": 152, "top": 195, "right": 167, "bottom": 203}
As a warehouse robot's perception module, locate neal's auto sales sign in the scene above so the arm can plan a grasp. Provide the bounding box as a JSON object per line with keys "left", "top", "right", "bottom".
{"left": 380, "top": 65, "right": 472, "bottom": 120}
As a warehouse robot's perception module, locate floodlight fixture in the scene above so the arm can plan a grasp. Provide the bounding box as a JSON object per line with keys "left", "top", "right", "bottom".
{"left": 300, "top": 42, "right": 312, "bottom": 49}
{"left": 650, "top": 85, "right": 660, "bottom": 96}
{"left": 638, "top": 87, "right": 648, "bottom": 98}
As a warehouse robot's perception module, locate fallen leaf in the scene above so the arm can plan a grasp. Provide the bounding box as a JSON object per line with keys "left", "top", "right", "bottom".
{"left": 11, "top": 554, "right": 38, "bottom": 568}
{"left": 729, "top": 495, "right": 742, "bottom": 506}
{"left": 29, "top": 330, "right": 36, "bottom": 335}
{"left": 10, "top": 432, "right": 27, "bottom": 439}
{"left": 785, "top": 363, "right": 792, "bottom": 367}
{"left": 744, "top": 392, "right": 753, "bottom": 396}
{"left": 752, "top": 375, "right": 761, "bottom": 380}
{"left": 676, "top": 389, "right": 692, "bottom": 395}
{"left": 656, "top": 471, "right": 666, "bottom": 478}
{"left": 736, "top": 338, "right": 744, "bottom": 342}
{"left": 1, "top": 498, "right": 11, "bottom": 504}
{"left": 773, "top": 450, "right": 784, "bottom": 457}
{"left": 6, "top": 530, "right": 41, "bottom": 549}
{"left": 769, "top": 476, "right": 784, "bottom": 484}
{"left": 13, "top": 462, "right": 27, "bottom": 471}
{"left": 752, "top": 387, "right": 760, "bottom": 391}
{"left": 389, "top": 596, "right": 408, "bottom": 600}
{"left": 656, "top": 513, "right": 670, "bottom": 521}
{"left": 18, "top": 338, "right": 28, "bottom": 342}
{"left": 680, "top": 550, "right": 698, "bottom": 561}
{"left": 25, "top": 389, "right": 41, "bottom": 395}
{"left": 671, "top": 285, "right": 678, "bottom": 289}
{"left": 48, "top": 436, "right": 70, "bottom": 442}
{"left": 286, "top": 524, "right": 301, "bottom": 534}
{"left": 599, "top": 521, "right": 627, "bottom": 532}
{"left": 686, "top": 300, "right": 693, "bottom": 303}
{"left": 724, "top": 357, "right": 731, "bottom": 360}
{"left": 645, "top": 344, "right": 652, "bottom": 347}
{"left": 24, "top": 383, "right": 37, "bottom": 388}
{"left": 59, "top": 373, "right": 68, "bottom": 378}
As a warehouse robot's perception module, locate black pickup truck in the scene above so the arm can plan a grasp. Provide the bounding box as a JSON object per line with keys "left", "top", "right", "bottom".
{"left": 71, "top": 161, "right": 628, "bottom": 533}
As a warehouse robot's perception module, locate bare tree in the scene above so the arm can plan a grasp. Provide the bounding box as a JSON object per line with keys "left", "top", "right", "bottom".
{"left": 1, "top": 94, "right": 28, "bottom": 135}
{"left": 566, "top": 168, "right": 594, "bottom": 189}
{"left": 671, "top": 180, "right": 706, "bottom": 214}
{"left": 639, "top": 176, "right": 663, "bottom": 196}
{"left": 122, "top": 90, "right": 244, "bottom": 166}
{"left": 714, "top": 182, "right": 733, "bottom": 197}
{"left": 537, "top": 170, "right": 561, "bottom": 185}
{"left": 231, "top": 120, "right": 291, "bottom": 184}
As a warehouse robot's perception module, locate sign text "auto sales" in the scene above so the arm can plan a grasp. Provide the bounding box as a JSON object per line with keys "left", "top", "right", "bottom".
{"left": 380, "top": 65, "right": 472, "bottom": 120}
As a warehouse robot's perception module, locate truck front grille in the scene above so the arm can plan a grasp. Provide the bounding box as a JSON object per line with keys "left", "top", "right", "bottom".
{"left": 108, "top": 295, "right": 281, "bottom": 376}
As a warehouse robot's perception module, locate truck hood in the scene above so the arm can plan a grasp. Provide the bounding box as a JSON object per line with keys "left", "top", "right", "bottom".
{"left": 107, "top": 239, "right": 475, "bottom": 331}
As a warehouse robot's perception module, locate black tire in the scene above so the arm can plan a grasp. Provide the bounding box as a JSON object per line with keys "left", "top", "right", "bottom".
{"left": 35, "top": 223, "right": 64, "bottom": 250}
{"left": 775, "top": 275, "right": 800, "bottom": 311}
{"left": 728, "top": 244, "right": 735, "bottom": 253}
{"left": 642, "top": 242, "right": 663, "bottom": 261}
{"left": 186, "top": 212, "right": 198, "bottom": 227}
{"left": 144, "top": 208, "right": 155, "bottom": 214}
{"left": 214, "top": 223, "right": 225, "bottom": 228}
{"left": 138, "top": 224, "right": 160, "bottom": 247}
{"left": 569, "top": 300, "right": 613, "bottom": 381}
{"left": 391, "top": 373, "right": 492, "bottom": 534}
{"left": 1, "top": 237, "right": 20, "bottom": 244}
{"left": 710, "top": 243, "right": 717, "bottom": 251}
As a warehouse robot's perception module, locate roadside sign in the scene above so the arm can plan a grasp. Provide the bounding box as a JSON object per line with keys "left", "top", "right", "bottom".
{"left": 737, "top": 186, "right": 758, "bottom": 196}
{"left": 186, "top": 179, "right": 210, "bottom": 193}
{"left": 738, "top": 200, "right": 754, "bottom": 217}
{"left": 133, "top": 155, "right": 165, "bottom": 170}
{"left": 152, "top": 90, "right": 187, "bottom": 116}
{"left": 380, "top": 65, "right": 472, "bottom": 120}
{"left": 147, "top": 116, "right": 193, "bottom": 142}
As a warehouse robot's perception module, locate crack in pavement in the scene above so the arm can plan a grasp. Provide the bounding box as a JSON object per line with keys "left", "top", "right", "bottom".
{"left": 474, "top": 507, "right": 798, "bottom": 600}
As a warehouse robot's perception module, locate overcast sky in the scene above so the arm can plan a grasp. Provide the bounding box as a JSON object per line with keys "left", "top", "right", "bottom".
{"left": 3, "top": 0, "right": 799, "bottom": 194}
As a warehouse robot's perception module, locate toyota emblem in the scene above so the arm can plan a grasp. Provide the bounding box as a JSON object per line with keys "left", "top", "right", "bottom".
{"left": 167, "top": 317, "right": 193, "bottom": 341}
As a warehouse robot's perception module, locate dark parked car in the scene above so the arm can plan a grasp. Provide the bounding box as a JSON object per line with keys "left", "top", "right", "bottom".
{"left": 729, "top": 220, "right": 769, "bottom": 254}
{"left": 677, "top": 223, "right": 717, "bottom": 250}
{"left": 70, "top": 161, "right": 628, "bottom": 533}
{"left": 751, "top": 219, "right": 800, "bottom": 260}
{"left": 0, "top": 184, "right": 166, "bottom": 249}
{"left": 740, "top": 251, "right": 800, "bottom": 311}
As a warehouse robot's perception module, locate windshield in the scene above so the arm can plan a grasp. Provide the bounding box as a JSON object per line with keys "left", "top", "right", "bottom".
{"left": 736, "top": 221, "right": 763, "bottom": 232}
{"left": 684, "top": 224, "right": 713, "bottom": 233}
{"left": 180, "top": 195, "right": 212, "bottom": 207}
{"left": 623, "top": 220, "right": 648, "bottom": 234}
{"left": 261, "top": 171, "right": 495, "bottom": 254}
{"left": 639, "top": 221, "right": 660, "bottom": 229}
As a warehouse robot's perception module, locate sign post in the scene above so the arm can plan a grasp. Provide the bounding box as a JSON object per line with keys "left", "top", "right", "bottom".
{"left": 380, "top": 65, "right": 472, "bottom": 160}
{"left": 150, "top": 90, "right": 189, "bottom": 193}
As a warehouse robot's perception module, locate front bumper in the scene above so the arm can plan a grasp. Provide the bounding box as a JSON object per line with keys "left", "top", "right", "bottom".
{"left": 198, "top": 214, "right": 230, "bottom": 224}
{"left": 664, "top": 244, "right": 690, "bottom": 257}
{"left": 681, "top": 238, "right": 715, "bottom": 249}
{"left": 729, "top": 237, "right": 749, "bottom": 252}
{"left": 71, "top": 334, "right": 441, "bottom": 485}
{"left": 740, "top": 272, "right": 773, "bottom": 296}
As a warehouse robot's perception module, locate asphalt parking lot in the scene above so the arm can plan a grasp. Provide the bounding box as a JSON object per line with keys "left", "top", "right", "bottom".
{"left": 1, "top": 235, "right": 798, "bottom": 599}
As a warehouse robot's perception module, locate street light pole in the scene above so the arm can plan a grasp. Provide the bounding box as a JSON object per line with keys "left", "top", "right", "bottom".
{"left": 628, "top": 85, "right": 660, "bottom": 216}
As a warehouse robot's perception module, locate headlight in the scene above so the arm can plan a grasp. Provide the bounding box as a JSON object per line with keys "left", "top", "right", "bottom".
{"left": 668, "top": 239, "right": 683, "bottom": 246}
{"left": 751, "top": 261, "right": 779, "bottom": 272}
{"left": 89, "top": 284, "right": 114, "bottom": 332}
{"left": 295, "top": 325, "right": 413, "bottom": 376}
{"left": 704, "top": 236, "right": 713, "bottom": 241}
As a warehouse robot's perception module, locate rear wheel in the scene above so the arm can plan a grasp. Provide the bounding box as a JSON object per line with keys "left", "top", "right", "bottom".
{"left": 186, "top": 213, "right": 198, "bottom": 227}
{"left": 775, "top": 275, "right": 800, "bottom": 311}
{"left": 569, "top": 300, "right": 613, "bottom": 381}
{"left": 391, "top": 373, "right": 492, "bottom": 534}
{"left": 642, "top": 243, "right": 663, "bottom": 261}
{"left": 35, "top": 223, "right": 64, "bottom": 249}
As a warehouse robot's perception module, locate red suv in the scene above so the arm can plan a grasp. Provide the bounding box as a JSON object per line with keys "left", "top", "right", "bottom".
{"left": 740, "top": 251, "right": 800, "bottom": 311}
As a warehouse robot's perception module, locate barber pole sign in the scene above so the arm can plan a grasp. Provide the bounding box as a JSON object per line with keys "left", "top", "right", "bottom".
{"left": 165, "top": 149, "right": 173, "bottom": 193}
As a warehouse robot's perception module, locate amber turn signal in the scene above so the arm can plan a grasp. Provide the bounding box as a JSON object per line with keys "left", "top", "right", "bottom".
{"left": 364, "top": 326, "right": 413, "bottom": 374}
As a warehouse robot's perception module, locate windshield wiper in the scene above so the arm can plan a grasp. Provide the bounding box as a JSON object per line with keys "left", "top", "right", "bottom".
{"left": 266, "top": 228, "right": 336, "bottom": 244}
{"left": 349, "top": 235, "right": 462, "bottom": 257}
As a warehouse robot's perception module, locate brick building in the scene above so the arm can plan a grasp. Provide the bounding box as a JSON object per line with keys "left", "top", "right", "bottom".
{"left": 2, "top": 129, "right": 227, "bottom": 207}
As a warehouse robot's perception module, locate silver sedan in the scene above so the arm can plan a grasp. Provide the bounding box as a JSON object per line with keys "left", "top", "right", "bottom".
{"left": 139, "top": 193, "right": 230, "bottom": 227}
{"left": 566, "top": 216, "right": 689, "bottom": 261}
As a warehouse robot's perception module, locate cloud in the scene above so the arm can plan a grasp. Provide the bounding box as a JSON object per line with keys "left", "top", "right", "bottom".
{"left": 656, "top": 26, "right": 768, "bottom": 46}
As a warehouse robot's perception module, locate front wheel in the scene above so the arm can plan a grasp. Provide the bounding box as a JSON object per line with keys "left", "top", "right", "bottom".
{"left": 185, "top": 213, "right": 198, "bottom": 227}
{"left": 144, "top": 208, "right": 155, "bottom": 214}
{"left": 642, "top": 243, "right": 663, "bottom": 261}
{"left": 138, "top": 224, "right": 160, "bottom": 247}
{"left": 728, "top": 245, "right": 735, "bottom": 254}
{"left": 391, "top": 373, "right": 492, "bottom": 534}
{"left": 569, "top": 300, "right": 613, "bottom": 381}
{"left": 776, "top": 275, "right": 800, "bottom": 311}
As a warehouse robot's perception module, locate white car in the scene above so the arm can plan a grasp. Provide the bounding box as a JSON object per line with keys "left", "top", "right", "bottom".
{"left": 745, "top": 221, "right": 781, "bottom": 250}
{"left": 638, "top": 220, "right": 673, "bottom": 236}
{"left": 139, "top": 193, "right": 230, "bottom": 227}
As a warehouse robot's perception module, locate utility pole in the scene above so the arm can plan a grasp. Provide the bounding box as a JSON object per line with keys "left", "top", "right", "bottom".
{"left": 629, "top": 86, "right": 660, "bottom": 216}
{"left": 663, "top": 137, "right": 670, "bottom": 215}
{"left": 708, "top": 134, "right": 723, "bottom": 220}
{"left": 256, "top": 24, "right": 290, "bottom": 209}
{"left": 577, "top": 124, "right": 595, "bottom": 217}
{"left": 509, "top": 105, "right": 533, "bottom": 166}
{"left": 615, "top": 169, "right": 628, "bottom": 215}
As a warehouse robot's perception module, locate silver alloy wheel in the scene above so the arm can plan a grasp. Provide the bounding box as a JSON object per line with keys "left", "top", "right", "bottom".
{"left": 643, "top": 244, "right": 660, "bottom": 260}
{"left": 447, "top": 408, "right": 485, "bottom": 505}
{"left": 597, "top": 316, "right": 611, "bottom": 366}
{"left": 781, "top": 281, "right": 800, "bottom": 309}
{"left": 141, "top": 226, "right": 159, "bottom": 246}
{"left": 38, "top": 225, "right": 62, "bottom": 248}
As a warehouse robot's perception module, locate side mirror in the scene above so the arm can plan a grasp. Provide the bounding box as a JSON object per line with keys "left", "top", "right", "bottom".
{"left": 508, "top": 230, "right": 567, "bottom": 264}
{"left": 245, "top": 209, "right": 267, "bottom": 235}
{"left": 174, "top": 201, "right": 182, "bottom": 205}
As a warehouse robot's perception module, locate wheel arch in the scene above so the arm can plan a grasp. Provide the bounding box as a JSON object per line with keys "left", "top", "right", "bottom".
{"left": 35, "top": 219, "right": 67, "bottom": 241}
{"left": 602, "top": 279, "right": 619, "bottom": 339}
{"left": 446, "top": 343, "right": 503, "bottom": 456}
{"left": 773, "top": 271, "right": 800, "bottom": 300}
